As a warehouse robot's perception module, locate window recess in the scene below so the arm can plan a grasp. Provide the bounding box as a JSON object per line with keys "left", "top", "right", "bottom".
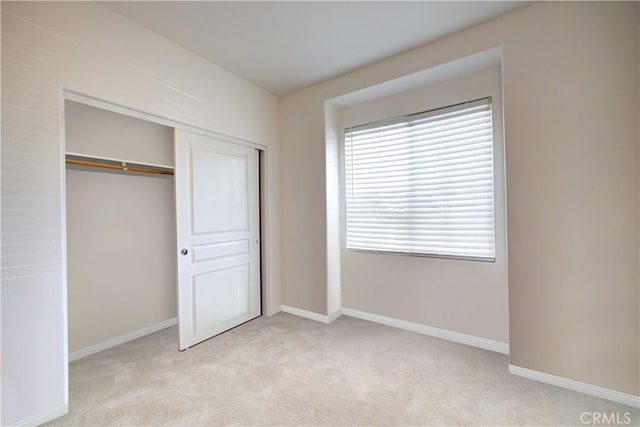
{"left": 344, "top": 97, "right": 496, "bottom": 261}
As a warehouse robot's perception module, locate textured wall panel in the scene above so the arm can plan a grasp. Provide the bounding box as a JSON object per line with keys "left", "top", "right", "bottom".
{"left": 1, "top": 2, "right": 280, "bottom": 425}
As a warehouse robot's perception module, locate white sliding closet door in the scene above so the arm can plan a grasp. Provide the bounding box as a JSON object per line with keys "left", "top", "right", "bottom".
{"left": 175, "top": 129, "right": 260, "bottom": 350}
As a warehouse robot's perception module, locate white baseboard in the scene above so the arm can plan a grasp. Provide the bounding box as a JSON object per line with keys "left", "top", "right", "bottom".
{"left": 12, "top": 404, "right": 68, "bottom": 427}
{"left": 509, "top": 365, "right": 640, "bottom": 408}
{"left": 342, "top": 307, "right": 509, "bottom": 355}
{"left": 267, "top": 304, "right": 282, "bottom": 317}
{"left": 327, "top": 307, "right": 343, "bottom": 323}
{"left": 69, "top": 317, "right": 177, "bottom": 362}
{"left": 280, "top": 305, "right": 342, "bottom": 324}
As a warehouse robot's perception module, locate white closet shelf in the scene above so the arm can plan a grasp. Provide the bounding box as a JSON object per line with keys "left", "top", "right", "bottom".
{"left": 65, "top": 152, "right": 174, "bottom": 176}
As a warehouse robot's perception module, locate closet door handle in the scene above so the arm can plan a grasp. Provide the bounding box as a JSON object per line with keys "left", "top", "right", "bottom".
{"left": 181, "top": 248, "right": 188, "bottom": 256}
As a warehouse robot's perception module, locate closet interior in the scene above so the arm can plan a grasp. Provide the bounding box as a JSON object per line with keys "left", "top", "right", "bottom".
{"left": 65, "top": 100, "right": 177, "bottom": 359}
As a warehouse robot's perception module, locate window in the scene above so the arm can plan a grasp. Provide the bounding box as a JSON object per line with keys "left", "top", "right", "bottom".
{"left": 344, "top": 97, "right": 495, "bottom": 261}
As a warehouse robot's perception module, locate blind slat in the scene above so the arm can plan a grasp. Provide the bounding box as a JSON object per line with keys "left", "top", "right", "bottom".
{"left": 345, "top": 97, "right": 495, "bottom": 260}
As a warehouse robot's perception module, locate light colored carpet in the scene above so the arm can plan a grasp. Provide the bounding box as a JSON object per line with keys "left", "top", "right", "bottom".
{"left": 47, "top": 313, "right": 639, "bottom": 426}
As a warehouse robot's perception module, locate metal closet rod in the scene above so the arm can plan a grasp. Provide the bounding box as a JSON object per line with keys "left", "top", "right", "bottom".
{"left": 65, "top": 156, "right": 174, "bottom": 176}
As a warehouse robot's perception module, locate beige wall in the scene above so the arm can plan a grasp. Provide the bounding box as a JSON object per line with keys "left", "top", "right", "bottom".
{"left": 66, "top": 170, "right": 176, "bottom": 352}
{"left": 280, "top": 98, "right": 328, "bottom": 313}
{"left": 65, "top": 101, "right": 174, "bottom": 166}
{"left": 65, "top": 102, "right": 176, "bottom": 353}
{"left": 502, "top": 2, "right": 638, "bottom": 397}
{"left": 280, "top": 2, "right": 639, "bottom": 395}
{"left": 338, "top": 65, "right": 508, "bottom": 344}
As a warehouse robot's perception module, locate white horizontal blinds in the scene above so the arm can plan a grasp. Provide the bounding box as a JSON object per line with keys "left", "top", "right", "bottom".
{"left": 345, "top": 97, "right": 495, "bottom": 260}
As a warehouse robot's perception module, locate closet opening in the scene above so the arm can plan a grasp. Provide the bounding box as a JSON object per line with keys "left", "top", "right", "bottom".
{"left": 63, "top": 97, "right": 265, "bottom": 361}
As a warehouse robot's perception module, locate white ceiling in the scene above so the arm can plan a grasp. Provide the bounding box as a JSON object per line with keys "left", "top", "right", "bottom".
{"left": 103, "top": 1, "right": 531, "bottom": 96}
